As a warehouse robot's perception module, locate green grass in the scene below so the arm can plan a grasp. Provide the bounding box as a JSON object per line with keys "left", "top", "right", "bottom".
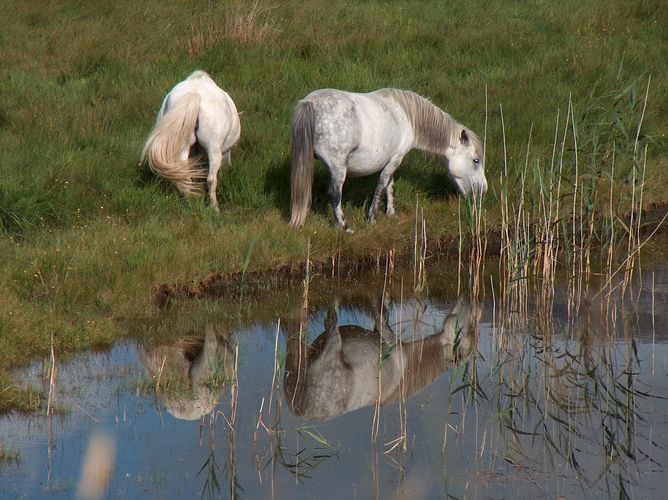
{"left": 0, "top": 0, "right": 666, "bottom": 407}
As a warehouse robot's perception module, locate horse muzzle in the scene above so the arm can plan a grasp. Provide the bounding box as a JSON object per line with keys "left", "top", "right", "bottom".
{"left": 475, "top": 178, "right": 488, "bottom": 196}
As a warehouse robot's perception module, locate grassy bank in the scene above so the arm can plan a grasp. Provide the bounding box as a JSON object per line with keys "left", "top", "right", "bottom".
{"left": 1, "top": 0, "right": 667, "bottom": 408}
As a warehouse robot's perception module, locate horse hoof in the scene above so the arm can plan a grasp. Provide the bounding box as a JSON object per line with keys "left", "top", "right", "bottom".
{"left": 345, "top": 227, "right": 354, "bottom": 234}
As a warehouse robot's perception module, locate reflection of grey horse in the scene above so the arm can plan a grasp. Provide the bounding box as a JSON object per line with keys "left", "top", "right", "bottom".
{"left": 141, "top": 324, "right": 234, "bottom": 420}
{"left": 284, "top": 299, "right": 479, "bottom": 421}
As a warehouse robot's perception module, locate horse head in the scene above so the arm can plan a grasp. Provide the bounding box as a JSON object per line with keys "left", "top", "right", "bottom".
{"left": 446, "top": 128, "right": 487, "bottom": 197}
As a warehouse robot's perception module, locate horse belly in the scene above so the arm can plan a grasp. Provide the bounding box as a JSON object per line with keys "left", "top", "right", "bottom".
{"left": 346, "top": 108, "right": 408, "bottom": 176}
{"left": 346, "top": 147, "right": 396, "bottom": 177}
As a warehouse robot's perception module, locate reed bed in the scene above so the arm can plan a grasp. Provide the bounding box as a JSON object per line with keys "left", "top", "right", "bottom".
{"left": 464, "top": 77, "right": 659, "bottom": 330}
{"left": 439, "top": 76, "right": 663, "bottom": 498}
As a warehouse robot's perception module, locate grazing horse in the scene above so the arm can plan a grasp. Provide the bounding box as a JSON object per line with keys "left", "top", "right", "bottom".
{"left": 140, "top": 71, "right": 241, "bottom": 210}
{"left": 284, "top": 297, "right": 479, "bottom": 421}
{"left": 289, "top": 88, "right": 487, "bottom": 231}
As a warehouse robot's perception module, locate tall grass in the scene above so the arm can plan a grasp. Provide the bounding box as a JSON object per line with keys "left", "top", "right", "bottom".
{"left": 488, "top": 74, "right": 658, "bottom": 328}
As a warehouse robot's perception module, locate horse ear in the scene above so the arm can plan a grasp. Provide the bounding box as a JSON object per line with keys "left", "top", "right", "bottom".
{"left": 460, "top": 129, "right": 469, "bottom": 145}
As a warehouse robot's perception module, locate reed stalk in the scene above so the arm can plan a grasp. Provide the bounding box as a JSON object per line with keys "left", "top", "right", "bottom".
{"left": 46, "top": 332, "right": 56, "bottom": 417}
{"left": 412, "top": 201, "right": 428, "bottom": 293}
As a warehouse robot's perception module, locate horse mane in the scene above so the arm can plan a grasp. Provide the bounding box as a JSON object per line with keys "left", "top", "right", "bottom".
{"left": 379, "top": 89, "right": 482, "bottom": 157}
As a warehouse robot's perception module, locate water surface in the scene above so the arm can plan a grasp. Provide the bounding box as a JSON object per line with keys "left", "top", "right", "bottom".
{"left": 2, "top": 264, "right": 668, "bottom": 499}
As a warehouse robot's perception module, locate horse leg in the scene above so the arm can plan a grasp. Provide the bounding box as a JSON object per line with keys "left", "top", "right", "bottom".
{"left": 223, "top": 150, "right": 232, "bottom": 166}
{"left": 370, "top": 292, "right": 394, "bottom": 344}
{"left": 324, "top": 300, "right": 342, "bottom": 349}
{"left": 385, "top": 176, "right": 395, "bottom": 216}
{"left": 329, "top": 170, "right": 352, "bottom": 233}
{"left": 367, "top": 155, "right": 403, "bottom": 222}
{"left": 206, "top": 149, "right": 223, "bottom": 211}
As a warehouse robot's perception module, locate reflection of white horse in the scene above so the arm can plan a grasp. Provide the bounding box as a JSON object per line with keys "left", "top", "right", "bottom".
{"left": 284, "top": 298, "right": 479, "bottom": 421}
{"left": 141, "top": 71, "right": 241, "bottom": 210}
{"left": 141, "top": 324, "right": 234, "bottom": 420}
{"left": 289, "top": 88, "right": 487, "bottom": 231}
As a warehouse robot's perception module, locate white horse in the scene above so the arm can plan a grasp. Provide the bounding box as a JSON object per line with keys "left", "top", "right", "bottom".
{"left": 140, "top": 71, "right": 241, "bottom": 210}
{"left": 289, "top": 88, "right": 487, "bottom": 231}
{"left": 284, "top": 297, "right": 479, "bottom": 421}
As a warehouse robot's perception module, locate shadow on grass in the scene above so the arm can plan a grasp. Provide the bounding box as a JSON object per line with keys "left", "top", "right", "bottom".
{"left": 263, "top": 156, "right": 382, "bottom": 219}
{"left": 396, "top": 153, "right": 461, "bottom": 200}
{"left": 262, "top": 154, "right": 461, "bottom": 223}
{"left": 262, "top": 155, "right": 292, "bottom": 218}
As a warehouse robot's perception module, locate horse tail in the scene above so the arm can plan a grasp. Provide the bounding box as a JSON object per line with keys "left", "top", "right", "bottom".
{"left": 289, "top": 100, "right": 316, "bottom": 228}
{"left": 140, "top": 93, "right": 205, "bottom": 197}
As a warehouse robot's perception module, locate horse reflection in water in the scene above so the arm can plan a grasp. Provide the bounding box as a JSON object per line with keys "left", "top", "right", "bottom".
{"left": 284, "top": 298, "right": 480, "bottom": 421}
{"left": 141, "top": 324, "right": 234, "bottom": 420}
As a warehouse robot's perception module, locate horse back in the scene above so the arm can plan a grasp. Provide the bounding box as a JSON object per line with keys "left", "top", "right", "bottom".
{"left": 301, "top": 89, "right": 360, "bottom": 152}
{"left": 303, "top": 89, "right": 413, "bottom": 174}
{"left": 167, "top": 74, "right": 240, "bottom": 149}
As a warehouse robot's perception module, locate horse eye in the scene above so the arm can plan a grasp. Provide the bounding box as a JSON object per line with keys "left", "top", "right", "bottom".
{"left": 473, "top": 158, "right": 480, "bottom": 165}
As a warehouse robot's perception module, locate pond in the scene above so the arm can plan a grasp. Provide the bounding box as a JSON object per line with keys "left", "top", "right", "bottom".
{"left": 1, "top": 259, "right": 668, "bottom": 499}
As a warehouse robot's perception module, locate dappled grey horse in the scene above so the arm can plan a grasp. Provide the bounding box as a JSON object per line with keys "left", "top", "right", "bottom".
{"left": 284, "top": 297, "right": 480, "bottom": 421}
{"left": 289, "top": 88, "right": 487, "bottom": 231}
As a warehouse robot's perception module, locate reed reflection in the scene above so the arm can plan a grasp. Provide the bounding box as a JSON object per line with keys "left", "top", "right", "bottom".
{"left": 140, "top": 324, "right": 234, "bottom": 420}
{"left": 284, "top": 296, "right": 480, "bottom": 421}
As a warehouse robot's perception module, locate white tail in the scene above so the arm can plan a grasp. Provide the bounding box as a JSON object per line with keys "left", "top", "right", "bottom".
{"left": 289, "top": 100, "right": 316, "bottom": 227}
{"left": 140, "top": 93, "right": 205, "bottom": 197}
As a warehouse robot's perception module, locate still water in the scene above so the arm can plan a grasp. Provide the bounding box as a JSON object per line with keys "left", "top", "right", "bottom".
{"left": 1, "top": 264, "right": 668, "bottom": 499}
